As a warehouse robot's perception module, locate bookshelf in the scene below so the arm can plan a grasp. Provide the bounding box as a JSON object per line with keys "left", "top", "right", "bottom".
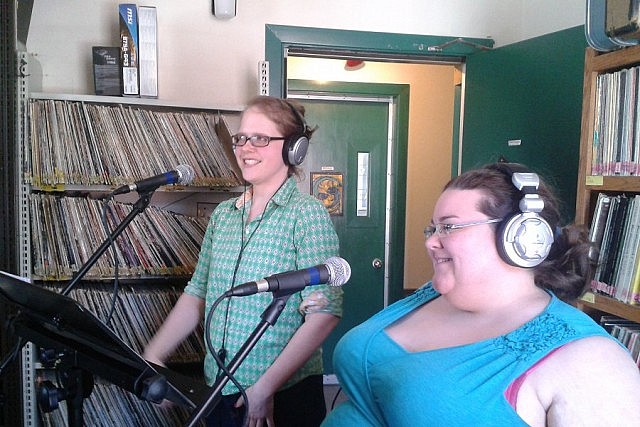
{"left": 17, "top": 84, "right": 244, "bottom": 426}
{"left": 575, "top": 45, "right": 640, "bottom": 325}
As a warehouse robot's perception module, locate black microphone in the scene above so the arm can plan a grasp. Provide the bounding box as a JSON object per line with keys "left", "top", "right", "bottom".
{"left": 225, "top": 256, "right": 351, "bottom": 297}
{"left": 111, "top": 165, "right": 195, "bottom": 195}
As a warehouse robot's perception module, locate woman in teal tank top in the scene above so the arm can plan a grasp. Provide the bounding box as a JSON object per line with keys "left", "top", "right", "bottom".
{"left": 323, "top": 163, "right": 640, "bottom": 426}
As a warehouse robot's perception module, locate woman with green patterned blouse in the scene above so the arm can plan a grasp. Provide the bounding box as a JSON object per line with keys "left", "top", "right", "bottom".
{"left": 144, "top": 96, "right": 342, "bottom": 427}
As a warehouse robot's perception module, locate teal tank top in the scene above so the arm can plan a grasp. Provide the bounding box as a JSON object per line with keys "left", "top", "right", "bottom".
{"left": 322, "top": 283, "right": 613, "bottom": 426}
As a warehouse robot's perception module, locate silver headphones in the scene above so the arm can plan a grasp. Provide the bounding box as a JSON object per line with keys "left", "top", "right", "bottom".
{"left": 494, "top": 163, "right": 554, "bottom": 268}
{"left": 282, "top": 101, "right": 310, "bottom": 166}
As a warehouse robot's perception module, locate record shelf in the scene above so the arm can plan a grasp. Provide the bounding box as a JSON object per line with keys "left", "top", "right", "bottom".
{"left": 13, "top": 52, "right": 244, "bottom": 426}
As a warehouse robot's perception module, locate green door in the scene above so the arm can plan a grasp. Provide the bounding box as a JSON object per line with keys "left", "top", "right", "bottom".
{"left": 291, "top": 95, "right": 392, "bottom": 373}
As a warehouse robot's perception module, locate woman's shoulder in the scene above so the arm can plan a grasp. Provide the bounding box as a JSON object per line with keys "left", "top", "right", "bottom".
{"left": 526, "top": 335, "right": 640, "bottom": 424}
{"left": 545, "top": 335, "right": 637, "bottom": 370}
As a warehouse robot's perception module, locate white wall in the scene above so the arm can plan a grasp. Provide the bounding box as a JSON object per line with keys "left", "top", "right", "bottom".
{"left": 25, "top": 0, "right": 585, "bottom": 107}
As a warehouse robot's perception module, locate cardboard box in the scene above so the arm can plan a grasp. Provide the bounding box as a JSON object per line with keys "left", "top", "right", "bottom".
{"left": 138, "top": 6, "right": 158, "bottom": 98}
{"left": 92, "top": 47, "right": 121, "bottom": 96}
{"left": 119, "top": 3, "right": 139, "bottom": 96}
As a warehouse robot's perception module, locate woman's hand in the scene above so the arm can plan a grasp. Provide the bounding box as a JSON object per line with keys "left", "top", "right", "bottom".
{"left": 235, "top": 383, "right": 275, "bottom": 427}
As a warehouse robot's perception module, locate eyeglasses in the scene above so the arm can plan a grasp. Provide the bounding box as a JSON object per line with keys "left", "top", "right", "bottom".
{"left": 231, "top": 134, "right": 286, "bottom": 148}
{"left": 423, "top": 218, "right": 503, "bottom": 239}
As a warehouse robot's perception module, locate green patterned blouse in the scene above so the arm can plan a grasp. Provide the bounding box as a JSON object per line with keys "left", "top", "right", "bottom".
{"left": 184, "top": 176, "right": 342, "bottom": 395}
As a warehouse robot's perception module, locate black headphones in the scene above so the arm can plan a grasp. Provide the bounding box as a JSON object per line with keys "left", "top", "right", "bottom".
{"left": 493, "top": 163, "right": 554, "bottom": 268}
{"left": 282, "top": 101, "right": 310, "bottom": 166}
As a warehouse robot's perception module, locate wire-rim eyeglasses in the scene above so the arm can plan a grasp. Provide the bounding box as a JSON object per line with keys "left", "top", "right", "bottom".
{"left": 423, "top": 218, "right": 503, "bottom": 239}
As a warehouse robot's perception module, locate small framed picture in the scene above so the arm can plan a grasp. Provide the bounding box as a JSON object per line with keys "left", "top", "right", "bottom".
{"left": 311, "top": 172, "right": 343, "bottom": 216}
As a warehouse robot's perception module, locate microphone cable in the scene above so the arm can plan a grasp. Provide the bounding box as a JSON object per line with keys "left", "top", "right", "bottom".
{"left": 204, "top": 292, "right": 250, "bottom": 427}
{"left": 212, "top": 184, "right": 255, "bottom": 426}
{"left": 210, "top": 177, "right": 287, "bottom": 426}
{"left": 218, "top": 179, "right": 281, "bottom": 362}
{"left": 330, "top": 385, "right": 344, "bottom": 410}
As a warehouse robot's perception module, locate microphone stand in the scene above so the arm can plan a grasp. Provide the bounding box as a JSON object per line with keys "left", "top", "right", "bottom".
{"left": 61, "top": 191, "right": 154, "bottom": 295}
{"left": 184, "top": 292, "right": 292, "bottom": 427}
{"left": 0, "top": 190, "right": 155, "bottom": 424}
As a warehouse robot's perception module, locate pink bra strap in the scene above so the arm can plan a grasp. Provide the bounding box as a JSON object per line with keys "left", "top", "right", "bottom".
{"left": 504, "top": 347, "right": 562, "bottom": 408}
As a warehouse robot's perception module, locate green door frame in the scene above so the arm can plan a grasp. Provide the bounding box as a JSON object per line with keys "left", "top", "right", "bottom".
{"left": 266, "top": 25, "right": 492, "bottom": 299}
{"left": 264, "top": 24, "right": 494, "bottom": 98}
{"left": 288, "top": 79, "right": 410, "bottom": 304}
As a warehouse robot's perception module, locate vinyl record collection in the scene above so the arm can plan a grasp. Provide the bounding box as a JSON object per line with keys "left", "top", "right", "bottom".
{"left": 28, "top": 98, "right": 241, "bottom": 188}
{"left": 590, "top": 65, "right": 640, "bottom": 176}
{"left": 46, "top": 284, "right": 205, "bottom": 360}
{"left": 589, "top": 193, "right": 640, "bottom": 304}
{"left": 37, "top": 284, "right": 205, "bottom": 426}
{"left": 40, "top": 379, "right": 201, "bottom": 427}
{"left": 22, "top": 95, "right": 239, "bottom": 425}
{"left": 30, "top": 194, "right": 209, "bottom": 280}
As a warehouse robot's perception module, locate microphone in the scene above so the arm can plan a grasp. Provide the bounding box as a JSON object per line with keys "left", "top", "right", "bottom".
{"left": 111, "top": 165, "right": 195, "bottom": 195}
{"left": 225, "top": 256, "right": 351, "bottom": 297}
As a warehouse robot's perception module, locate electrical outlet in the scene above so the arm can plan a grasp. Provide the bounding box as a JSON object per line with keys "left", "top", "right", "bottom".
{"left": 259, "top": 60, "right": 269, "bottom": 96}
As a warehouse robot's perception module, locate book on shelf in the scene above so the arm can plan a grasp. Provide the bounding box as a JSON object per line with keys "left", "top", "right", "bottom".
{"left": 600, "top": 315, "right": 640, "bottom": 332}
{"left": 615, "top": 196, "right": 640, "bottom": 302}
{"left": 593, "top": 195, "right": 622, "bottom": 294}
{"left": 599, "top": 315, "right": 640, "bottom": 362}
{"left": 603, "top": 195, "right": 629, "bottom": 288}
{"left": 589, "top": 193, "right": 640, "bottom": 305}
{"left": 630, "top": 249, "right": 640, "bottom": 305}
{"left": 138, "top": 6, "right": 158, "bottom": 98}
{"left": 119, "top": 3, "right": 139, "bottom": 97}
{"left": 92, "top": 47, "right": 121, "bottom": 96}
{"left": 588, "top": 193, "right": 611, "bottom": 260}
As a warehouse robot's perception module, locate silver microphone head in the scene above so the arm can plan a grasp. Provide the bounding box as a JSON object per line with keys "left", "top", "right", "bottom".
{"left": 325, "top": 256, "right": 351, "bottom": 287}
{"left": 176, "top": 164, "right": 195, "bottom": 185}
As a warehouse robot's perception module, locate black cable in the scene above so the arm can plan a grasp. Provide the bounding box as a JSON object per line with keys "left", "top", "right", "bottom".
{"left": 0, "top": 337, "right": 23, "bottom": 377}
{"left": 205, "top": 293, "right": 249, "bottom": 427}
{"left": 330, "top": 385, "right": 344, "bottom": 410}
{"left": 209, "top": 178, "right": 286, "bottom": 426}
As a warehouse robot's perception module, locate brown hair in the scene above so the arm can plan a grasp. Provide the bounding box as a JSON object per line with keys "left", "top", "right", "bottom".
{"left": 444, "top": 163, "right": 595, "bottom": 302}
{"left": 242, "top": 96, "right": 314, "bottom": 177}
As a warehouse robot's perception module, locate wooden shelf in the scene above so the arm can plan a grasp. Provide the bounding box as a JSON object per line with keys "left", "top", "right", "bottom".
{"left": 575, "top": 46, "right": 640, "bottom": 325}
{"left": 587, "top": 43, "right": 640, "bottom": 73}
{"left": 577, "top": 292, "right": 640, "bottom": 323}
{"left": 583, "top": 176, "right": 640, "bottom": 192}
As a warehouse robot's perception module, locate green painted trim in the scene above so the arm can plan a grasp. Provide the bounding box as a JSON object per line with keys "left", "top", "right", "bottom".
{"left": 452, "top": 84, "right": 461, "bottom": 176}
{"left": 265, "top": 27, "right": 286, "bottom": 99}
{"left": 288, "top": 79, "right": 406, "bottom": 96}
{"left": 288, "top": 79, "right": 409, "bottom": 304}
{"left": 266, "top": 24, "right": 494, "bottom": 97}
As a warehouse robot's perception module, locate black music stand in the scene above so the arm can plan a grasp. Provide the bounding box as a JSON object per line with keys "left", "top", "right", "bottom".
{"left": 0, "top": 271, "right": 209, "bottom": 426}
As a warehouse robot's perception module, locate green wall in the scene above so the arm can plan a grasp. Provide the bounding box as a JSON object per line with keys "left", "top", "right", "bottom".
{"left": 463, "top": 25, "right": 588, "bottom": 222}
